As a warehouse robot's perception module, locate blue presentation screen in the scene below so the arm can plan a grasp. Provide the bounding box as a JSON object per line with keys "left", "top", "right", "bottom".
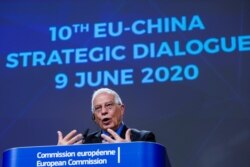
{"left": 0, "top": 0, "right": 250, "bottom": 167}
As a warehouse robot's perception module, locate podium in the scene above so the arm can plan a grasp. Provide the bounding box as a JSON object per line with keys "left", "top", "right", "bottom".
{"left": 3, "top": 142, "right": 171, "bottom": 167}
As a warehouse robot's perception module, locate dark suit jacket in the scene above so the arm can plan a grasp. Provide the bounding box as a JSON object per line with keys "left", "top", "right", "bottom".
{"left": 84, "top": 125, "right": 156, "bottom": 143}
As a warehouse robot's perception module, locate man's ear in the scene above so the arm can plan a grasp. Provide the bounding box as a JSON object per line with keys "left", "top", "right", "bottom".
{"left": 121, "top": 104, "right": 125, "bottom": 115}
{"left": 92, "top": 114, "right": 95, "bottom": 121}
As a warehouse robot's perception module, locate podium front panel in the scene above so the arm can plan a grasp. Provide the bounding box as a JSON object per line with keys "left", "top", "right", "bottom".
{"left": 3, "top": 142, "right": 170, "bottom": 167}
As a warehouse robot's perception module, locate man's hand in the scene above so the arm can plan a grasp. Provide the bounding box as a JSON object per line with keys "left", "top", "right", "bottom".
{"left": 57, "top": 130, "right": 83, "bottom": 145}
{"left": 101, "top": 128, "right": 131, "bottom": 143}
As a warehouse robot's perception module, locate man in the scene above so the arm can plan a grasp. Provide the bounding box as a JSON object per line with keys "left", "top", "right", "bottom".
{"left": 57, "top": 88, "right": 155, "bottom": 145}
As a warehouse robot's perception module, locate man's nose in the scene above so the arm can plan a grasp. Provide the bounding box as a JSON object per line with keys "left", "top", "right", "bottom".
{"left": 100, "top": 106, "right": 108, "bottom": 114}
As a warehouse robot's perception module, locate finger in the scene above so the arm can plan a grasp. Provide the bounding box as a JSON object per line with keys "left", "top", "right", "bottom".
{"left": 125, "top": 129, "right": 131, "bottom": 142}
{"left": 101, "top": 134, "right": 113, "bottom": 143}
{"left": 75, "top": 139, "right": 83, "bottom": 145}
{"left": 57, "top": 131, "right": 63, "bottom": 145}
{"left": 68, "top": 133, "right": 83, "bottom": 144}
{"left": 64, "top": 129, "right": 78, "bottom": 140}
{"left": 57, "top": 131, "right": 63, "bottom": 140}
{"left": 107, "top": 129, "right": 121, "bottom": 140}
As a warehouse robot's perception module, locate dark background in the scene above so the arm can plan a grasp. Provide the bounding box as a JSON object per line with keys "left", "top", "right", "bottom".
{"left": 1, "top": 0, "right": 250, "bottom": 167}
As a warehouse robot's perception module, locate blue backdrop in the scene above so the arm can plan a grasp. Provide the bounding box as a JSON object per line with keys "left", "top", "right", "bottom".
{"left": 1, "top": 0, "right": 250, "bottom": 166}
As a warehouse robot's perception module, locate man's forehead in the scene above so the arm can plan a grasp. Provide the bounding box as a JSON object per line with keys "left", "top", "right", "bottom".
{"left": 93, "top": 93, "right": 115, "bottom": 104}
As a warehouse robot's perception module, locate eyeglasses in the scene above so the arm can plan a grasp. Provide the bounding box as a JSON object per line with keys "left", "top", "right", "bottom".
{"left": 94, "top": 102, "right": 119, "bottom": 113}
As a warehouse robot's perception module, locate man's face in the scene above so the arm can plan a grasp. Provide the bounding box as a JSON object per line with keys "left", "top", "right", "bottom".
{"left": 93, "top": 93, "right": 124, "bottom": 131}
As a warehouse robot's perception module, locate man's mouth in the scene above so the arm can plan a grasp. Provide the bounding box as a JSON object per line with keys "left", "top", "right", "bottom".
{"left": 102, "top": 118, "right": 111, "bottom": 125}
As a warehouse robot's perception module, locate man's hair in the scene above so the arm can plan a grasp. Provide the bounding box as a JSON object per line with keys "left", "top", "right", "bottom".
{"left": 91, "top": 88, "right": 123, "bottom": 112}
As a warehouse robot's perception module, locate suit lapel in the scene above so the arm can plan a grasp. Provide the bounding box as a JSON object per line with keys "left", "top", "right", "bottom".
{"left": 120, "top": 125, "right": 128, "bottom": 139}
{"left": 93, "top": 131, "right": 103, "bottom": 143}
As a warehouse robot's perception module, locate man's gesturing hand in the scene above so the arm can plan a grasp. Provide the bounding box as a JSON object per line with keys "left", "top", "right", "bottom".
{"left": 57, "top": 130, "right": 83, "bottom": 145}
{"left": 101, "top": 128, "right": 131, "bottom": 143}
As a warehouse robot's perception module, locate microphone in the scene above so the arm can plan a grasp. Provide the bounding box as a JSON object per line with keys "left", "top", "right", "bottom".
{"left": 83, "top": 128, "right": 90, "bottom": 139}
